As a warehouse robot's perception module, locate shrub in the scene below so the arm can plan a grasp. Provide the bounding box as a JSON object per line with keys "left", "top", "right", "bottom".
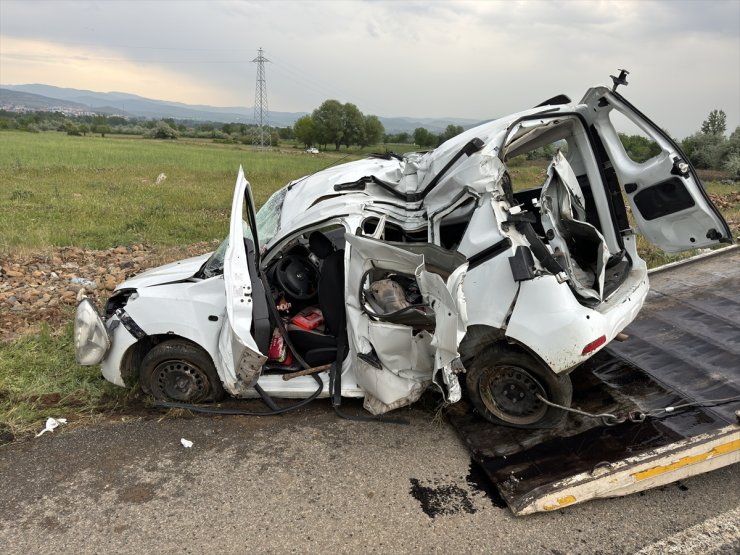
{"left": 145, "top": 121, "right": 179, "bottom": 140}
{"left": 681, "top": 132, "right": 727, "bottom": 169}
{"left": 722, "top": 153, "right": 740, "bottom": 180}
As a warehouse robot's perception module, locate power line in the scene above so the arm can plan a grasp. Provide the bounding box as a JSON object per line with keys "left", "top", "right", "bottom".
{"left": 252, "top": 47, "right": 270, "bottom": 150}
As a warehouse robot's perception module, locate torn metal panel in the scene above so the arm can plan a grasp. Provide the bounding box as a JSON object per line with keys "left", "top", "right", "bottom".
{"left": 416, "top": 263, "right": 468, "bottom": 403}
{"left": 345, "top": 235, "right": 433, "bottom": 412}
{"left": 345, "top": 234, "right": 467, "bottom": 412}
{"left": 540, "top": 151, "right": 610, "bottom": 301}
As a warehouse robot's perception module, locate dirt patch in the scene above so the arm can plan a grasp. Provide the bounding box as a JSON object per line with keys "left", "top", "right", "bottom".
{"left": 0, "top": 241, "right": 219, "bottom": 341}
{"left": 18, "top": 392, "right": 62, "bottom": 407}
{"left": 117, "top": 483, "right": 157, "bottom": 504}
{"left": 708, "top": 190, "right": 740, "bottom": 211}
{"left": 0, "top": 422, "right": 15, "bottom": 444}
{"left": 696, "top": 169, "right": 731, "bottom": 181}
{"left": 709, "top": 190, "right": 740, "bottom": 238}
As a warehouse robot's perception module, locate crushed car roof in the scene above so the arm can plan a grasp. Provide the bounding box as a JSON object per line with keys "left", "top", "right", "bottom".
{"left": 277, "top": 99, "right": 591, "bottom": 224}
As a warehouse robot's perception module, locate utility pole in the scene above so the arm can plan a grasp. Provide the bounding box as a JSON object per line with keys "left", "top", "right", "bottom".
{"left": 252, "top": 47, "right": 270, "bottom": 150}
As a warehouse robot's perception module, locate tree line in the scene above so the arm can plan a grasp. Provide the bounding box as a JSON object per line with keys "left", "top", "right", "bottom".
{"left": 293, "top": 100, "right": 384, "bottom": 150}
{"left": 408, "top": 125, "right": 465, "bottom": 148}
{"left": 0, "top": 110, "right": 295, "bottom": 145}
{"left": 616, "top": 109, "right": 739, "bottom": 179}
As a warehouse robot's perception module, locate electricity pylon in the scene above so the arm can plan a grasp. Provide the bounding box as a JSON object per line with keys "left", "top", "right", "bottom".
{"left": 252, "top": 47, "right": 270, "bottom": 150}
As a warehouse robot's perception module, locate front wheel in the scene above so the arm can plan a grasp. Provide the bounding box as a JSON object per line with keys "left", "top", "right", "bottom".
{"left": 140, "top": 340, "right": 225, "bottom": 403}
{"left": 466, "top": 344, "right": 572, "bottom": 429}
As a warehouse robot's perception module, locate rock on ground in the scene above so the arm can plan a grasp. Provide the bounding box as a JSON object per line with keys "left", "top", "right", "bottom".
{"left": 0, "top": 241, "right": 219, "bottom": 341}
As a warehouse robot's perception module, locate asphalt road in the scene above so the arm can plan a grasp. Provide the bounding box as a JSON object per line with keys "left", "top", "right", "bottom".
{"left": 1, "top": 401, "right": 738, "bottom": 555}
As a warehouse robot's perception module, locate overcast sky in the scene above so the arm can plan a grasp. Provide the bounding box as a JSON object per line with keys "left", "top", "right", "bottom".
{"left": 1, "top": 0, "right": 738, "bottom": 138}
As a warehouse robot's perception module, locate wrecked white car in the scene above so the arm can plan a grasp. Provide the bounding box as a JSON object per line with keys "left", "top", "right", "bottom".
{"left": 75, "top": 82, "right": 731, "bottom": 428}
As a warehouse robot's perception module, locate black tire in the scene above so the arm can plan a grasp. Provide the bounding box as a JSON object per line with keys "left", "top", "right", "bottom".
{"left": 466, "top": 344, "right": 572, "bottom": 429}
{"left": 140, "top": 340, "right": 225, "bottom": 403}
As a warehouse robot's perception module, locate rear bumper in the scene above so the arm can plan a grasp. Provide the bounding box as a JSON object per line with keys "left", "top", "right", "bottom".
{"left": 505, "top": 267, "right": 649, "bottom": 374}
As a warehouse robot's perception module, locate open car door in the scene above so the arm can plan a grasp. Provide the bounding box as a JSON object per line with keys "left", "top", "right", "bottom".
{"left": 344, "top": 234, "right": 468, "bottom": 414}
{"left": 580, "top": 87, "right": 732, "bottom": 253}
{"left": 217, "top": 167, "right": 268, "bottom": 395}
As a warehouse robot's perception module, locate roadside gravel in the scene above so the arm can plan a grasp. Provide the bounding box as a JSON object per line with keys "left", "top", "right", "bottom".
{"left": 0, "top": 241, "right": 219, "bottom": 340}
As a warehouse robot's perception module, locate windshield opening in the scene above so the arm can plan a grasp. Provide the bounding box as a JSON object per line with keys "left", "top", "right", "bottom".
{"left": 200, "top": 186, "right": 288, "bottom": 278}
{"left": 255, "top": 186, "right": 287, "bottom": 246}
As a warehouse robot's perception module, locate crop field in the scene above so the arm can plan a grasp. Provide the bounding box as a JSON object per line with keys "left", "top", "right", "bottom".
{"left": 0, "top": 130, "right": 737, "bottom": 441}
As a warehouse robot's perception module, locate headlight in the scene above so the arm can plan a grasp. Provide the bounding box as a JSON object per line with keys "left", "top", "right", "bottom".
{"left": 74, "top": 299, "right": 110, "bottom": 365}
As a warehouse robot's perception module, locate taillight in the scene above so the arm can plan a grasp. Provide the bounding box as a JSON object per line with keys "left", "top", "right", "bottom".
{"left": 582, "top": 335, "right": 606, "bottom": 355}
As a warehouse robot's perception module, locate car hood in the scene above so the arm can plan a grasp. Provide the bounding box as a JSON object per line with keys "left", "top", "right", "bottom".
{"left": 115, "top": 253, "right": 212, "bottom": 290}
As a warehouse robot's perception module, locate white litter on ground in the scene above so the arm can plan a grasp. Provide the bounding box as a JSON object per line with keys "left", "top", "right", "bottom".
{"left": 35, "top": 417, "right": 68, "bottom": 437}
{"left": 180, "top": 438, "right": 193, "bottom": 448}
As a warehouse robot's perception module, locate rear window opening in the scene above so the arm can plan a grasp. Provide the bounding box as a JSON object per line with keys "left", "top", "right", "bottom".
{"left": 505, "top": 141, "right": 570, "bottom": 192}
{"left": 503, "top": 117, "right": 631, "bottom": 305}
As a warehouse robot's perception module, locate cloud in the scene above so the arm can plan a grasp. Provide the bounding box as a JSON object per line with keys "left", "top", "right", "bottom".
{"left": 0, "top": 0, "right": 737, "bottom": 137}
{"left": 0, "top": 37, "right": 228, "bottom": 104}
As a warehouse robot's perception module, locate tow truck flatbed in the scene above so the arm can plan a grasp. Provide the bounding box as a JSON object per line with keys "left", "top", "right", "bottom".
{"left": 447, "top": 246, "right": 740, "bottom": 515}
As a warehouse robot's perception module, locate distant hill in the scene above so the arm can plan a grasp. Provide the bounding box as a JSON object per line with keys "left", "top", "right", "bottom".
{"left": 0, "top": 88, "right": 124, "bottom": 116}
{"left": 0, "top": 84, "right": 484, "bottom": 132}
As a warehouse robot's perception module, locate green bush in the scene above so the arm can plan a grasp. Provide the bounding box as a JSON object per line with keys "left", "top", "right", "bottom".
{"left": 145, "top": 121, "right": 179, "bottom": 140}
{"left": 619, "top": 133, "right": 661, "bottom": 163}
{"left": 681, "top": 132, "right": 727, "bottom": 169}
{"left": 723, "top": 153, "right": 740, "bottom": 180}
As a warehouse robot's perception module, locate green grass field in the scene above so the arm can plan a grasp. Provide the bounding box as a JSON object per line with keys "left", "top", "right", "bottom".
{"left": 0, "top": 131, "right": 370, "bottom": 253}
{"left": 0, "top": 130, "right": 736, "bottom": 441}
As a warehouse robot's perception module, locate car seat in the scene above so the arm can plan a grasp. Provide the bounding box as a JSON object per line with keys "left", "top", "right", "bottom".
{"left": 287, "top": 232, "right": 346, "bottom": 366}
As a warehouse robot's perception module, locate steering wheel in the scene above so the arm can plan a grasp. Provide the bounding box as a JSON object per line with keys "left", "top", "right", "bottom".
{"left": 275, "top": 255, "right": 319, "bottom": 300}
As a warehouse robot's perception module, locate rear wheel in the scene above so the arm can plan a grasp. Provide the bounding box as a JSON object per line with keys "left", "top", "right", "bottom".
{"left": 466, "top": 344, "right": 572, "bottom": 428}
{"left": 140, "top": 340, "right": 225, "bottom": 403}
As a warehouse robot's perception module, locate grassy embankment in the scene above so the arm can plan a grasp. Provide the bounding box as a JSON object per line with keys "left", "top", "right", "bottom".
{"left": 0, "top": 130, "right": 737, "bottom": 440}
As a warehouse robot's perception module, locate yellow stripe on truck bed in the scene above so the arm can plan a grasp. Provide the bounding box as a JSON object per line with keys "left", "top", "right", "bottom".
{"left": 632, "top": 439, "right": 740, "bottom": 481}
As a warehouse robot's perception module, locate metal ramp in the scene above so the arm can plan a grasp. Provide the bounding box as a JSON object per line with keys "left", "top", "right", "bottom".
{"left": 447, "top": 246, "right": 740, "bottom": 515}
